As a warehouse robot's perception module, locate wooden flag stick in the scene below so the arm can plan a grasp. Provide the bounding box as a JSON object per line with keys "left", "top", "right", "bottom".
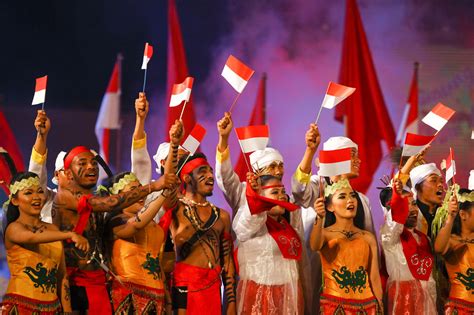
{"left": 142, "top": 69, "right": 148, "bottom": 93}
{"left": 179, "top": 101, "right": 188, "bottom": 121}
{"left": 228, "top": 93, "right": 241, "bottom": 113}
{"left": 450, "top": 147, "right": 456, "bottom": 185}
{"left": 314, "top": 103, "right": 324, "bottom": 124}
{"left": 234, "top": 128, "right": 252, "bottom": 173}
{"left": 176, "top": 154, "right": 191, "bottom": 175}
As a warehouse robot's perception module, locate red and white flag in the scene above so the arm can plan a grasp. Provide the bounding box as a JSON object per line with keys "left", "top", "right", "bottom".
{"left": 169, "top": 77, "right": 194, "bottom": 107}
{"left": 445, "top": 147, "right": 456, "bottom": 184}
{"left": 318, "top": 148, "right": 352, "bottom": 177}
{"left": 95, "top": 57, "right": 121, "bottom": 165}
{"left": 221, "top": 55, "right": 254, "bottom": 93}
{"left": 141, "top": 42, "right": 154, "bottom": 70}
{"left": 421, "top": 102, "right": 455, "bottom": 132}
{"left": 321, "top": 82, "right": 356, "bottom": 109}
{"left": 32, "top": 75, "right": 48, "bottom": 105}
{"left": 235, "top": 125, "right": 269, "bottom": 153}
{"left": 401, "top": 133, "right": 434, "bottom": 157}
{"left": 181, "top": 123, "right": 206, "bottom": 155}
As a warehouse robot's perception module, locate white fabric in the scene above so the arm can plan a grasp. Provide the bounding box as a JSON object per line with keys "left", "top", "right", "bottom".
{"left": 32, "top": 89, "right": 46, "bottom": 105}
{"left": 469, "top": 170, "right": 474, "bottom": 190}
{"left": 153, "top": 142, "right": 170, "bottom": 175}
{"left": 51, "top": 151, "right": 66, "bottom": 186}
{"left": 322, "top": 136, "right": 358, "bottom": 151}
{"left": 249, "top": 148, "right": 283, "bottom": 172}
{"left": 169, "top": 88, "right": 191, "bottom": 107}
{"left": 215, "top": 153, "right": 247, "bottom": 216}
{"left": 380, "top": 210, "right": 437, "bottom": 314}
{"left": 421, "top": 111, "right": 447, "bottom": 131}
{"left": 221, "top": 64, "right": 248, "bottom": 93}
{"left": 131, "top": 141, "right": 152, "bottom": 185}
{"left": 28, "top": 149, "right": 54, "bottom": 223}
{"left": 409, "top": 163, "right": 441, "bottom": 188}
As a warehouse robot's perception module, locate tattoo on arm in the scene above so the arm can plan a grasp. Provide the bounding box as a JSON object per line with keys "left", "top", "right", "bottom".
{"left": 220, "top": 236, "right": 236, "bottom": 304}
{"left": 88, "top": 185, "right": 151, "bottom": 212}
{"left": 64, "top": 283, "right": 70, "bottom": 301}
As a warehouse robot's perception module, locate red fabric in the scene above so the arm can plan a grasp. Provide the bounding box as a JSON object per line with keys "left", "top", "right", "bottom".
{"left": 235, "top": 74, "right": 266, "bottom": 181}
{"left": 405, "top": 63, "right": 418, "bottom": 132}
{"left": 179, "top": 157, "right": 210, "bottom": 181}
{"left": 246, "top": 182, "right": 299, "bottom": 214}
{"left": 173, "top": 262, "right": 222, "bottom": 314}
{"left": 67, "top": 268, "right": 112, "bottom": 314}
{"left": 158, "top": 208, "right": 173, "bottom": 236}
{"left": 64, "top": 146, "right": 91, "bottom": 169}
{"left": 388, "top": 185, "right": 409, "bottom": 225}
{"left": 444, "top": 297, "right": 474, "bottom": 315}
{"left": 165, "top": 0, "right": 196, "bottom": 141}
{"left": 320, "top": 293, "right": 379, "bottom": 315}
{"left": 400, "top": 228, "right": 433, "bottom": 281}
{"left": 111, "top": 280, "right": 164, "bottom": 314}
{"left": 266, "top": 216, "right": 302, "bottom": 260}
{"left": 335, "top": 0, "right": 395, "bottom": 193}
{"left": 387, "top": 280, "right": 426, "bottom": 314}
{"left": 74, "top": 194, "right": 93, "bottom": 235}
{"left": 102, "top": 128, "right": 110, "bottom": 163}
{"left": 0, "top": 110, "right": 25, "bottom": 194}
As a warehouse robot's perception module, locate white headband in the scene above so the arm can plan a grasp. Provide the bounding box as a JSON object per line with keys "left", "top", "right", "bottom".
{"left": 249, "top": 148, "right": 284, "bottom": 172}
{"left": 323, "top": 136, "right": 358, "bottom": 151}
{"left": 52, "top": 151, "right": 67, "bottom": 186}
{"left": 410, "top": 163, "right": 442, "bottom": 189}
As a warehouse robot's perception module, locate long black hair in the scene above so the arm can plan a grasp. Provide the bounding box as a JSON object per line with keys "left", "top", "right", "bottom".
{"left": 323, "top": 185, "right": 366, "bottom": 230}
{"left": 452, "top": 188, "right": 473, "bottom": 236}
{"left": 4, "top": 172, "right": 41, "bottom": 231}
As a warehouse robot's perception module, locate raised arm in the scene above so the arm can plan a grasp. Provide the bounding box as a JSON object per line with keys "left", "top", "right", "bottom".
{"left": 220, "top": 211, "right": 236, "bottom": 315}
{"left": 163, "top": 120, "right": 184, "bottom": 210}
{"left": 131, "top": 92, "right": 152, "bottom": 184}
{"left": 434, "top": 194, "right": 458, "bottom": 254}
{"left": 309, "top": 197, "right": 326, "bottom": 251}
{"left": 29, "top": 110, "right": 51, "bottom": 189}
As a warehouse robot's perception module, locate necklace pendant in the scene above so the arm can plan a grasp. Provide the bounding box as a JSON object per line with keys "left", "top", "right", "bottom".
{"left": 208, "top": 261, "right": 212, "bottom": 269}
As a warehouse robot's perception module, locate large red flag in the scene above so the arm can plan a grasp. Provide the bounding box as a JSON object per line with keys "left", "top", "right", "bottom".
{"left": 234, "top": 74, "right": 266, "bottom": 181}
{"left": 0, "top": 110, "right": 25, "bottom": 194}
{"left": 396, "top": 62, "right": 419, "bottom": 144}
{"left": 335, "top": 0, "right": 395, "bottom": 193}
{"left": 165, "top": 0, "right": 196, "bottom": 141}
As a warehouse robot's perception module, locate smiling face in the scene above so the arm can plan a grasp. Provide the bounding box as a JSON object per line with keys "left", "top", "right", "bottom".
{"left": 187, "top": 164, "right": 215, "bottom": 197}
{"left": 327, "top": 187, "right": 358, "bottom": 220}
{"left": 261, "top": 177, "right": 288, "bottom": 216}
{"left": 66, "top": 151, "right": 99, "bottom": 189}
{"left": 417, "top": 173, "right": 445, "bottom": 207}
{"left": 11, "top": 184, "right": 46, "bottom": 217}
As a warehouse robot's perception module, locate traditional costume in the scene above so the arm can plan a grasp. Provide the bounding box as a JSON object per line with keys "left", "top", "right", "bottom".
{"left": 233, "top": 182, "right": 304, "bottom": 314}
{"left": 380, "top": 186, "right": 436, "bottom": 314}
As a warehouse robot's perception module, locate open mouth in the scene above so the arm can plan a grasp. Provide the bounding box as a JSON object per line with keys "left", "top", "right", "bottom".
{"left": 85, "top": 172, "right": 98, "bottom": 180}
{"left": 205, "top": 179, "right": 214, "bottom": 187}
{"left": 31, "top": 201, "right": 42, "bottom": 209}
{"left": 346, "top": 205, "right": 355, "bottom": 211}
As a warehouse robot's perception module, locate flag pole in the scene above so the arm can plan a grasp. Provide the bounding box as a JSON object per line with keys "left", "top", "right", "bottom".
{"left": 179, "top": 101, "right": 188, "bottom": 121}
{"left": 450, "top": 147, "right": 456, "bottom": 185}
{"left": 116, "top": 53, "right": 124, "bottom": 173}
{"left": 142, "top": 69, "right": 148, "bottom": 93}
{"left": 228, "top": 93, "right": 241, "bottom": 113}
{"left": 314, "top": 103, "right": 324, "bottom": 124}
{"left": 233, "top": 128, "right": 252, "bottom": 173}
{"left": 176, "top": 154, "right": 191, "bottom": 175}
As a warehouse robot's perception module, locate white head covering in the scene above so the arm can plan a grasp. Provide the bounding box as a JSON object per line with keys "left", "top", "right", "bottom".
{"left": 52, "top": 151, "right": 67, "bottom": 185}
{"left": 153, "top": 142, "right": 170, "bottom": 175}
{"left": 249, "top": 148, "right": 284, "bottom": 172}
{"left": 469, "top": 170, "right": 474, "bottom": 190}
{"left": 323, "top": 136, "right": 358, "bottom": 151}
{"left": 409, "top": 163, "right": 442, "bottom": 190}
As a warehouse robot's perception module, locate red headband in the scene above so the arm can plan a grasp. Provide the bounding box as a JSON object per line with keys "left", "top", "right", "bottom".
{"left": 261, "top": 184, "right": 284, "bottom": 190}
{"left": 64, "top": 146, "right": 91, "bottom": 169}
{"left": 180, "top": 158, "right": 209, "bottom": 181}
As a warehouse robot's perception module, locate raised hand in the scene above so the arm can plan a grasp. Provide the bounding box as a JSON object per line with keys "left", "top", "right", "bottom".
{"left": 305, "top": 123, "right": 320, "bottom": 151}
{"left": 401, "top": 146, "right": 429, "bottom": 174}
{"left": 169, "top": 119, "right": 184, "bottom": 145}
{"left": 135, "top": 92, "right": 149, "bottom": 120}
{"left": 160, "top": 173, "right": 180, "bottom": 190}
{"left": 34, "top": 110, "right": 51, "bottom": 136}
{"left": 448, "top": 193, "right": 458, "bottom": 219}
{"left": 217, "top": 112, "right": 233, "bottom": 138}
{"left": 70, "top": 233, "right": 90, "bottom": 252}
{"left": 246, "top": 172, "right": 259, "bottom": 191}
{"left": 393, "top": 178, "right": 404, "bottom": 195}
{"left": 314, "top": 197, "right": 326, "bottom": 219}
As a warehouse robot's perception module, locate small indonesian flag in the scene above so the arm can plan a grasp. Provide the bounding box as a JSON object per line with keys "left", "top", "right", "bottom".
{"left": 221, "top": 55, "right": 254, "bottom": 93}
{"left": 321, "top": 82, "right": 356, "bottom": 109}
{"left": 401, "top": 133, "right": 434, "bottom": 157}
{"left": 169, "top": 77, "right": 194, "bottom": 107}
{"left": 235, "top": 125, "right": 269, "bottom": 153}
{"left": 318, "top": 148, "right": 352, "bottom": 177}
{"left": 445, "top": 147, "right": 456, "bottom": 184}
{"left": 141, "top": 42, "right": 154, "bottom": 70}
{"left": 421, "top": 102, "right": 455, "bottom": 131}
{"left": 181, "top": 123, "right": 206, "bottom": 155}
{"left": 32, "top": 75, "right": 48, "bottom": 105}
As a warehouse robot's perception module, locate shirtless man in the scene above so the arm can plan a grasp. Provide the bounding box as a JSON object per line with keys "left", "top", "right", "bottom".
{"left": 52, "top": 146, "right": 174, "bottom": 314}
{"left": 164, "top": 120, "right": 236, "bottom": 315}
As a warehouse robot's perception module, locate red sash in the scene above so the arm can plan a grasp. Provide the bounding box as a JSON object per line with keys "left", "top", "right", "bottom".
{"left": 400, "top": 228, "right": 433, "bottom": 281}
{"left": 67, "top": 268, "right": 112, "bottom": 314}
{"left": 74, "top": 194, "right": 93, "bottom": 234}
{"left": 266, "top": 216, "right": 302, "bottom": 260}
{"left": 245, "top": 182, "right": 299, "bottom": 215}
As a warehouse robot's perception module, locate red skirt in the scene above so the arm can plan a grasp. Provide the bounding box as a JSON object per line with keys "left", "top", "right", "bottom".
{"left": 320, "top": 293, "right": 381, "bottom": 315}
{"left": 387, "top": 280, "right": 427, "bottom": 314}
{"left": 444, "top": 297, "right": 474, "bottom": 315}
{"left": 0, "top": 293, "right": 61, "bottom": 314}
{"left": 173, "top": 262, "right": 222, "bottom": 315}
{"left": 111, "top": 280, "right": 165, "bottom": 314}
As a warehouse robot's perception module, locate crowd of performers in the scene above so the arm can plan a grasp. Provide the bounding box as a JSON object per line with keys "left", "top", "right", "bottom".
{"left": 0, "top": 93, "right": 472, "bottom": 314}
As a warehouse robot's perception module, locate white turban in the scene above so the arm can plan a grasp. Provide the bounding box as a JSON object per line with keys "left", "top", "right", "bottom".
{"left": 469, "top": 170, "right": 474, "bottom": 190}
{"left": 52, "top": 151, "right": 67, "bottom": 185}
{"left": 409, "top": 163, "right": 442, "bottom": 189}
{"left": 249, "top": 148, "right": 284, "bottom": 172}
{"left": 323, "top": 136, "right": 358, "bottom": 151}
{"left": 153, "top": 142, "right": 170, "bottom": 175}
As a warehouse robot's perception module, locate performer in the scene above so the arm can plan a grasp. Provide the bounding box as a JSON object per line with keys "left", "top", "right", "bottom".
{"left": 1, "top": 171, "right": 89, "bottom": 314}
{"left": 233, "top": 174, "right": 304, "bottom": 314}
{"left": 104, "top": 171, "right": 178, "bottom": 314}
{"left": 310, "top": 178, "right": 383, "bottom": 314}
{"left": 379, "top": 177, "right": 436, "bottom": 314}
{"left": 52, "top": 146, "right": 167, "bottom": 314}
{"left": 434, "top": 188, "right": 474, "bottom": 314}
{"left": 163, "top": 120, "right": 236, "bottom": 315}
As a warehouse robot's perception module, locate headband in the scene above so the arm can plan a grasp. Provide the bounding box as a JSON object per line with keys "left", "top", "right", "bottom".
{"left": 109, "top": 173, "right": 139, "bottom": 195}
{"left": 261, "top": 184, "right": 284, "bottom": 190}
{"left": 64, "top": 146, "right": 91, "bottom": 169}
{"left": 324, "top": 178, "right": 353, "bottom": 197}
{"left": 9, "top": 177, "right": 40, "bottom": 198}
{"left": 180, "top": 158, "right": 209, "bottom": 181}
